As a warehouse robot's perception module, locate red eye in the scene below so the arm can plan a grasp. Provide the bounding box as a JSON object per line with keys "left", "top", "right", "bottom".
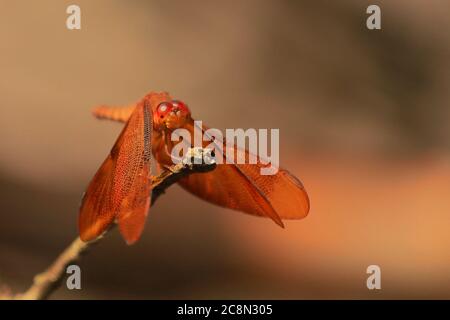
{"left": 156, "top": 102, "right": 173, "bottom": 118}
{"left": 172, "top": 100, "right": 190, "bottom": 113}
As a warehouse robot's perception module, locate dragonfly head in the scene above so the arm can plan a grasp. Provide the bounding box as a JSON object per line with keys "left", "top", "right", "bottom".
{"left": 154, "top": 99, "right": 191, "bottom": 130}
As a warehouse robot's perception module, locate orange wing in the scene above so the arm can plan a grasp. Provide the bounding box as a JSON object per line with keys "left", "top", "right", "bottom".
{"left": 79, "top": 102, "right": 153, "bottom": 244}
{"left": 175, "top": 120, "right": 310, "bottom": 226}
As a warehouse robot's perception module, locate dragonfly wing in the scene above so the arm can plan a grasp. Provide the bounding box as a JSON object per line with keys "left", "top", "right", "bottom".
{"left": 176, "top": 121, "right": 309, "bottom": 225}
{"left": 79, "top": 102, "right": 153, "bottom": 244}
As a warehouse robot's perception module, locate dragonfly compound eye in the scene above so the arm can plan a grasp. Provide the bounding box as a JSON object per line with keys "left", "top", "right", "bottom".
{"left": 171, "top": 100, "right": 190, "bottom": 114}
{"left": 157, "top": 102, "right": 173, "bottom": 118}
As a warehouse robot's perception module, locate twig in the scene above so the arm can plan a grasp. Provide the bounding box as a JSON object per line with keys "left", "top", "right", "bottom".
{"left": 0, "top": 148, "right": 216, "bottom": 300}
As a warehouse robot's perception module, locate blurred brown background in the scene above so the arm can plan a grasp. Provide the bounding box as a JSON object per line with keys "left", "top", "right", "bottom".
{"left": 1, "top": 0, "right": 449, "bottom": 299}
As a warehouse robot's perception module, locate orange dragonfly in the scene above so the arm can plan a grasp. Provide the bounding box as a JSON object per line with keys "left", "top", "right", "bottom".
{"left": 79, "top": 92, "right": 310, "bottom": 244}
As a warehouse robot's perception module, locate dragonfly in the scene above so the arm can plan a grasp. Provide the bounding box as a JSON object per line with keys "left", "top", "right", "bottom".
{"left": 79, "top": 92, "right": 310, "bottom": 244}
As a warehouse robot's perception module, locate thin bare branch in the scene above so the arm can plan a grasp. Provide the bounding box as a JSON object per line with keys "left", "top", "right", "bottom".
{"left": 0, "top": 148, "right": 215, "bottom": 300}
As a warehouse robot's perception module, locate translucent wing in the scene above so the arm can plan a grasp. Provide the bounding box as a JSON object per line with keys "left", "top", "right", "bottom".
{"left": 79, "top": 102, "right": 153, "bottom": 244}
{"left": 176, "top": 120, "right": 310, "bottom": 226}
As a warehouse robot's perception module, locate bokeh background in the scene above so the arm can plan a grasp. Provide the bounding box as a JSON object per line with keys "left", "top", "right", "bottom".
{"left": 1, "top": 0, "right": 449, "bottom": 299}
